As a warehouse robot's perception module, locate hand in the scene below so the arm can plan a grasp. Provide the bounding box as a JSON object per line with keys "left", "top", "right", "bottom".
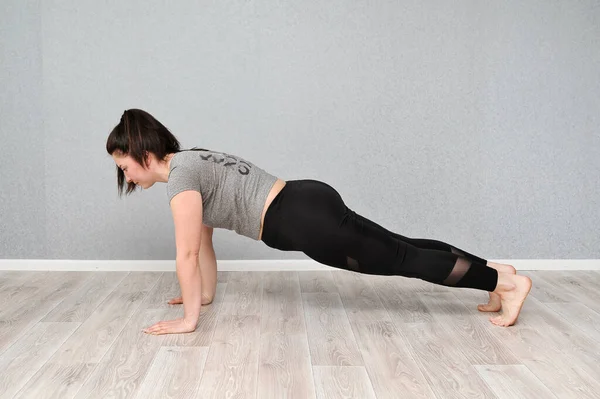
{"left": 142, "top": 318, "right": 196, "bottom": 335}
{"left": 168, "top": 296, "right": 183, "bottom": 305}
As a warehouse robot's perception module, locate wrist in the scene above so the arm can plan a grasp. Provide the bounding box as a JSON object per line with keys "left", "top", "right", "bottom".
{"left": 183, "top": 317, "right": 198, "bottom": 328}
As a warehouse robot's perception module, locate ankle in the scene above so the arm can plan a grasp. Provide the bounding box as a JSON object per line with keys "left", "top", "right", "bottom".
{"left": 493, "top": 273, "right": 516, "bottom": 293}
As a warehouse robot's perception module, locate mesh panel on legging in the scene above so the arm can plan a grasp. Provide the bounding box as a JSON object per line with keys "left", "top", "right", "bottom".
{"left": 442, "top": 256, "right": 472, "bottom": 285}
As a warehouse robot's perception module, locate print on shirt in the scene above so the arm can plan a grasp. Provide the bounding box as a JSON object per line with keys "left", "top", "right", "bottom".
{"left": 200, "top": 153, "right": 251, "bottom": 175}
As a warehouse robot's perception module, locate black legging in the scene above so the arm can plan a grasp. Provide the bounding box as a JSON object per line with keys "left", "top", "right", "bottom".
{"left": 261, "top": 179, "right": 498, "bottom": 292}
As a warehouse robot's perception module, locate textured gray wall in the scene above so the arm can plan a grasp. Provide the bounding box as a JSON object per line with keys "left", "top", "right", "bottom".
{"left": 1, "top": 1, "right": 598, "bottom": 261}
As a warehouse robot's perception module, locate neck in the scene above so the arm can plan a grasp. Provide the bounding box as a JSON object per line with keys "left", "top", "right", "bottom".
{"left": 157, "top": 153, "right": 175, "bottom": 183}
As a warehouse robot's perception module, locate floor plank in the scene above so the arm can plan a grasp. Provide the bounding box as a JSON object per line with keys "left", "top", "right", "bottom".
{"left": 332, "top": 270, "right": 391, "bottom": 324}
{"left": 259, "top": 332, "right": 316, "bottom": 399}
{"left": 1, "top": 270, "right": 599, "bottom": 398}
{"left": 219, "top": 271, "right": 263, "bottom": 316}
{"left": 258, "top": 271, "right": 315, "bottom": 399}
{"left": 298, "top": 271, "right": 339, "bottom": 293}
{"left": 313, "top": 366, "right": 377, "bottom": 399}
{"left": 420, "top": 292, "right": 519, "bottom": 365}
{"left": 134, "top": 347, "right": 209, "bottom": 399}
{"left": 454, "top": 281, "right": 600, "bottom": 399}
{"left": 333, "top": 271, "right": 435, "bottom": 398}
{"left": 196, "top": 315, "right": 261, "bottom": 398}
{"left": 401, "top": 321, "right": 498, "bottom": 399}
{"left": 74, "top": 308, "right": 176, "bottom": 399}
{"left": 0, "top": 272, "right": 90, "bottom": 355}
{"left": 302, "top": 293, "right": 363, "bottom": 367}
{"left": 350, "top": 321, "right": 436, "bottom": 399}
{"left": 475, "top": 365, "right": 557, "bottom": 399}
{"left": 0, "top": 322, "right": 80, "bottom": 398}
{"left": 368, "top": 275, "right": 435, "bottom": 324}
{"left": 14, "top": 272, "right": 160, "bottom": 398}
{"left": 543, "top": 302, "right": 600, "bottom": 344}
{"left": 41, "top": 272, "right": 127, "bottom": 322}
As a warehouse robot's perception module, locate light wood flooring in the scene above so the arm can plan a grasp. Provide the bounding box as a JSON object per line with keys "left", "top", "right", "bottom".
{"left": 0, "top": 269, "right": 599, "bottom": 399}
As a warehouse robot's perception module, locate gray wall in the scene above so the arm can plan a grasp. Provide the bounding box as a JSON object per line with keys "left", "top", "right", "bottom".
{"left": 1, "top": 0, "right": 598, "bottom": 261}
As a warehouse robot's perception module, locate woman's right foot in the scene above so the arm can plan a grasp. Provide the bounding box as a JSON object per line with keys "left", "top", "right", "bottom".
{"left": 477, "top": 262, "right": 516, "bottom": 312}
{"left": 489, "top": 273, "right": 532, "bottom": 327}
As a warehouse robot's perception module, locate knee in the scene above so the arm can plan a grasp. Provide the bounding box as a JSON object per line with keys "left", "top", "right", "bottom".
{"left": 354, "top": 239, "right": 409, "bottom": 276}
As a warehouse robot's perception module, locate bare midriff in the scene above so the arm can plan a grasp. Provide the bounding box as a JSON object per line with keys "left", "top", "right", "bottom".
{"left": 258, "top": 179, "right": 286, "bottom": 241}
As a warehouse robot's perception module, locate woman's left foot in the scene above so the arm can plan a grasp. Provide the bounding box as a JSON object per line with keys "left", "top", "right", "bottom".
{"left": 478, "top": 293, "right": 502, "bottom": 312}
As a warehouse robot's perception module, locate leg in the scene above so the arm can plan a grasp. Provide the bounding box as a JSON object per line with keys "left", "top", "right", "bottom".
{"left": 384, "top": 220, "right": 519, "bottom": 313}
{"left": 263, "top": 180, "right": 496, "bottom": 289}
{"left": 305, "top": 206, "right": 499, "bottom": 291}
{"left": 346, "top": 210, "right": 519, "bottom": 312}
{"left": 358, "top": 215, "right": 517, "bottom": 274}
{"left": 261, "top": 179, "right": 531, "bottom": 326}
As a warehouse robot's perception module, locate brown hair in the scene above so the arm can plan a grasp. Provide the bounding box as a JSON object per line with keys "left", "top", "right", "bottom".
{"left": 106, "top": 109, "right": 207, "bottom": 197}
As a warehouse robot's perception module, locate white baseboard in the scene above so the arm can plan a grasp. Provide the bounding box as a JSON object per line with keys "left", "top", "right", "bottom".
{"left": 0, "top": 259, "right": 599, "bottom": 272}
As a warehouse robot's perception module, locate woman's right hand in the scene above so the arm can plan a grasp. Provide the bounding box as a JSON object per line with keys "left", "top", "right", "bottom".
{"left": 168, "top": 296, "right": 183, "bottom": 305}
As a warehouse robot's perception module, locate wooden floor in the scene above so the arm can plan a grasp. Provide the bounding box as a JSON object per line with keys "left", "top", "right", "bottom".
{"left": 0, "top": 269, "right": 599, "bottom": 399}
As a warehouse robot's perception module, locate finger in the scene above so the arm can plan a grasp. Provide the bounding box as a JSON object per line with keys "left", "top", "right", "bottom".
{"left": 150, "top": 324, "right": 171, "bottom": 335}
{"left": 145, "top": 327, "right": 164, "bottom": 335}
{"left": 143, "top": 322, "right": 163, "bottom": 333}
{"left": 152, "top": 321, "right": 181, "bottom": 334}
{"left": 147, "top": 321, "right": 172, "bottom": 334}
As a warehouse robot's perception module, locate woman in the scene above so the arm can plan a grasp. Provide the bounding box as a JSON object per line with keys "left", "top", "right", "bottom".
{"left": 106, "top": 109, "right": 532, "bottom": 335}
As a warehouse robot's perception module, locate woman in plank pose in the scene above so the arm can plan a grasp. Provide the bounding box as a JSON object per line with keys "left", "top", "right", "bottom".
{"left": 106, "top": 109, "right": 532, "bottom": 335}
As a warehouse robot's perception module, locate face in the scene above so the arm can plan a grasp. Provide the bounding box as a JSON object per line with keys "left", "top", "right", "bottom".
{"left": 111, "top": 152, "right": 155, "bottom": 189}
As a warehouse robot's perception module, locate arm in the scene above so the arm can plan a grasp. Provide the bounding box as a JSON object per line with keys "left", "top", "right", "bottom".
{"left": 166, "top": 224, "right": 216, "bottom": 306}
{"left": 171, "top": 190, "right": 204, "bottom": 326}
{"left": 199, "top": 224, "right": 217, "bottom": 304}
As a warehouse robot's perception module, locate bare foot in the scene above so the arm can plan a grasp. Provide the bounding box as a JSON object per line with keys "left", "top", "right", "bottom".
{"left": 477, "top": 263, "right": 516, "bottom": 312}
{"left": 478, "top": 293, "right": 502, "bottom": 312}
{"left": 489, "top": 273, "right": 532, "bottom": 327}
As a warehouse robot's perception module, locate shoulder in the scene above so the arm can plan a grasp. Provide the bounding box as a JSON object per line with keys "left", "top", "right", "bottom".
{"left": 167, "top": 163, "right": 200, "bottom": 203}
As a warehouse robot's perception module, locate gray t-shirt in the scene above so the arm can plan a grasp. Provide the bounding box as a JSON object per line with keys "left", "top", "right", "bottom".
{"left": 167, "top": 149, "right": 279, "bottom": 240}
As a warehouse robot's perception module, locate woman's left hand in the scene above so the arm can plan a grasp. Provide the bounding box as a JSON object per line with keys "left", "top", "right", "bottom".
{"left": 142, "top": 318, "right": 196, "bottom": 335}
